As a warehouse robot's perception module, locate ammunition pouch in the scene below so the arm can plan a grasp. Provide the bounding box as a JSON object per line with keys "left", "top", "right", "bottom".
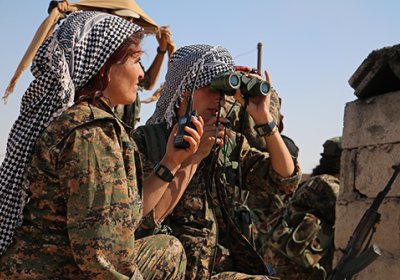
{"left": 268, "top": 210, "right": 332, "bottom": 269}
{"left": 264, "top": 175, "right": 339, "bottom": 278}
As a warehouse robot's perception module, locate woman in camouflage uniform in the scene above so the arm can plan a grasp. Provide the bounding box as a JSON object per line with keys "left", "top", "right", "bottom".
{"left": 259, "top": 137, "right": 342, "bottom": 280}
{"left": 134, "top": 44, "right": 301, "bottom": 279}
{"left": 0, "top": 11, "right": 204, "bottom": 279}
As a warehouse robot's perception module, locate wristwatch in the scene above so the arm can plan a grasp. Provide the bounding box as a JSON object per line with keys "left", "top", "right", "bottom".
{"left": 157, "top": 46, "right": 167, "bottom": 55}
{"left": 254, "top": 120, "right": 278, "bottom": 137}
{"left": 154, "top": 162, "right": 174, "bottom": 182}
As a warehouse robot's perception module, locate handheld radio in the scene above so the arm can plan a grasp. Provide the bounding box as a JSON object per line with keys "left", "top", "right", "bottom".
{"left": 173, "top": 63, "right": 203, "bottom": 148}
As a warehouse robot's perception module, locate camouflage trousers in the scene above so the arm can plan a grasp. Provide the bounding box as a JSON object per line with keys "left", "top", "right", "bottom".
{"left": 0, "top": 234, "right": 186, "bottom": 280}
{"left": 178, "top": 233, "right": 273, "bottom": 280}
{"left": 261, "top": 246, "right": 327, "bottom": 280}
{"left": 135, "top": 234, "right": 187, "bottom": 280}
{"left": 212, "top": 272, "right": 273, "bottom": 280}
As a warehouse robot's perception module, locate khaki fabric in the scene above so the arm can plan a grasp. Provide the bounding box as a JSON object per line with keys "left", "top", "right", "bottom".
{"left": 3, "top": 7, "right": 68, "bottom": 100}
{"left": 4, "top": 0, "right": 158, "bottom": 101}
{"left": 75, "top": 0, "right": 157, "bottom": 33}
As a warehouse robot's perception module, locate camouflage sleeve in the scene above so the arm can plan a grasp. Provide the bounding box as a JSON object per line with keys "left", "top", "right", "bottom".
{"left": 131, "top": 128, "right": 148, "bottom": 166}
{"left": 131, "top": 128, "right": 160, "bottom": 233}
{"left": 58, "top": 121, "right": 138, "bottom": 279}
{"left": 240, "top": 136, "right": 301, "bottom": 195}
{"left": 223, "top": 89, "right": 282, "bottom": 152}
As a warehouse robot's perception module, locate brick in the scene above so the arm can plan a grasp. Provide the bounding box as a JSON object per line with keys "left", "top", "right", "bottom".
{"left": 342, "top": 90, "right": 400, "bottom": 149}
{"left": 354, "top": 257, "right": 400, "bottom": 280}
{"left": 339, "top": 149, "right": 357, "bottom": 199}
{"left": 334, "top": 199, "right": 400, "bottom": 278}
{"left": 339, "top": 145, "right": 400, "bottom": 198}
{"left": 335, "top": 199, "right": 400, "bottom": 254}
{"left": 349, "top": 44, "right": 400, "bottom": 99}
{"left": 333, "top": 250, "right": 400, "bottom": 280}
{"left": 354, "top": 144, "right": 400, "bottom": 197}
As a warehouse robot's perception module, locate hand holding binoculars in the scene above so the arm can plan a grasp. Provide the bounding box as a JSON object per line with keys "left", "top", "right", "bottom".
{"left": 210, "top": 71, "right": 270, "bottom": 97}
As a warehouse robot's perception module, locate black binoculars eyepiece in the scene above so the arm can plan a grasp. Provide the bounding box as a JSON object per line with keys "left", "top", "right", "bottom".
{"left": 210, "top": 71, "right": 270, "bottom": 97}
{"left": 210, "top": 72, "right": 241, "bottom": 96}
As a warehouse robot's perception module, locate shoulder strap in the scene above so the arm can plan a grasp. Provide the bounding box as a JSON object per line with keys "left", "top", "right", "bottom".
{"left": 219, "top": 203, "right": 272, "bottom": 276}
{"left": 136, "top": 123, "right": 169, "bottom": 163}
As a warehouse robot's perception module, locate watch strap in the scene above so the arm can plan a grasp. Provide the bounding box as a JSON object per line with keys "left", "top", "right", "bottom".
{"left": 157, "top": 46, "right": 167, "bottom": 55}
{"left": 254, "top": 120, "right": 278, "bottom": 137}
{"left": 154, "top": 162, "right": 174, "bottom": 182}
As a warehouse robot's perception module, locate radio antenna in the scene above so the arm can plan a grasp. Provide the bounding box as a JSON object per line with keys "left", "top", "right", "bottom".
{"left": 185, "top": 60, "right": 204, "bottom": 115}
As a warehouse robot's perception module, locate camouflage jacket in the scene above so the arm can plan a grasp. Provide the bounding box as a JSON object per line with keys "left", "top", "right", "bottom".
{"left": 133, "top": 123, "right": 300, "bottom": 280}
{"left": 0, "top": 101, "right": 144, "bottom": 279}
{"left": 222, "top": 90, "right": 301, "bottom": 265}
{"left": 114, "top": 95, "right": 142, "bottom": 130}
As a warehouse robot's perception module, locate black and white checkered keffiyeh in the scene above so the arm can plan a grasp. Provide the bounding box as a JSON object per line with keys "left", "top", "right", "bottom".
{"left": 0, "top": 11, "right": 142, "bottom": 255}
{"left": 147, "top": 44, "right": 235, "bottom": 127}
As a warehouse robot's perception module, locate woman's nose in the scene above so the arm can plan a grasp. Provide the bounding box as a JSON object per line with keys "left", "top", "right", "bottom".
{"left": 138, "top": 66, "right": 145, "bottom": 80}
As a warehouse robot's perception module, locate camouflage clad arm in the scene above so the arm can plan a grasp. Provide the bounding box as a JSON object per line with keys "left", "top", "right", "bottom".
{"left": 132, "top": 127, "right": 150, "bottom": 170}
{"left": 58, "top": 122, "right": 139, "bottom": 279}
{"left": 239, "top": 136, "right": 301, "bottom": 194}
{"left": 132, "top": 126, "right": 205, "bottom": 234}
{"left": 132, "top": 128, "right": 160, "bottom": 232}
{"left": 223, "top": 88, "right": 282, "bottom": 152}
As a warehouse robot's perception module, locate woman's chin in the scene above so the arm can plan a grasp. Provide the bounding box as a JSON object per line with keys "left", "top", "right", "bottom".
{"left": 125, "top": 95, "right": 137, "bottom": 105}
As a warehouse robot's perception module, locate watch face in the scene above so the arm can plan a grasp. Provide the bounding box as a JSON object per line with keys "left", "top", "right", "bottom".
{"left": 255, "top": 120, "right": 276, "bottom": 137}
{"left": 155, "top": 163, "right": 174, "bottom": 182}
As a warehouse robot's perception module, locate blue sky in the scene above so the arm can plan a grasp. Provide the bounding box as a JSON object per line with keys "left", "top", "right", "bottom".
{"left": 1, "top": 1, "right": 399, "bottom": 172}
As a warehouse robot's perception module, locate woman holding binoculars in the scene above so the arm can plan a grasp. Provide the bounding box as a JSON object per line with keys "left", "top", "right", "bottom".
{"left": 134, "top": 44, "right": 301, "bottom": 279}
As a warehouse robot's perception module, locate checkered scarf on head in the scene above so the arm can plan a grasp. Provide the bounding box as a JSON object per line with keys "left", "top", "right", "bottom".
{"left": 147, "top": 44, "right": 235, "bottom": 127}
{"left": 0, "top": 11, "right": 142, "bottom": 255}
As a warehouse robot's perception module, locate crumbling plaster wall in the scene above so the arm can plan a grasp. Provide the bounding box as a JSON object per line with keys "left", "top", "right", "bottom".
{"left": 335, "top": 90, "right": 400, "bottom": 279}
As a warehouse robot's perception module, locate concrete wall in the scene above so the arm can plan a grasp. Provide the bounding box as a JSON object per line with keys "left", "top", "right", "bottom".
{"left": 334, "top": 90, "right": 400, "bottom": 279}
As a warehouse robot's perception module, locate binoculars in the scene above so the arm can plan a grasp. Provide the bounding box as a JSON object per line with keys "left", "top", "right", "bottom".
{"left": 210, "top": 71, "right": 270, "bottom": 97}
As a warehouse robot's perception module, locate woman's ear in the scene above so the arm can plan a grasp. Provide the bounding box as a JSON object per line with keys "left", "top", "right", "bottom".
{"left": 105, "top": 67, "right": 112, "bottom": 83}
{"left": 99, "top": 66, "right": 105, "bottom": 77}
{"left": 99, "top": 65, "right": 111, "bottom": 83}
